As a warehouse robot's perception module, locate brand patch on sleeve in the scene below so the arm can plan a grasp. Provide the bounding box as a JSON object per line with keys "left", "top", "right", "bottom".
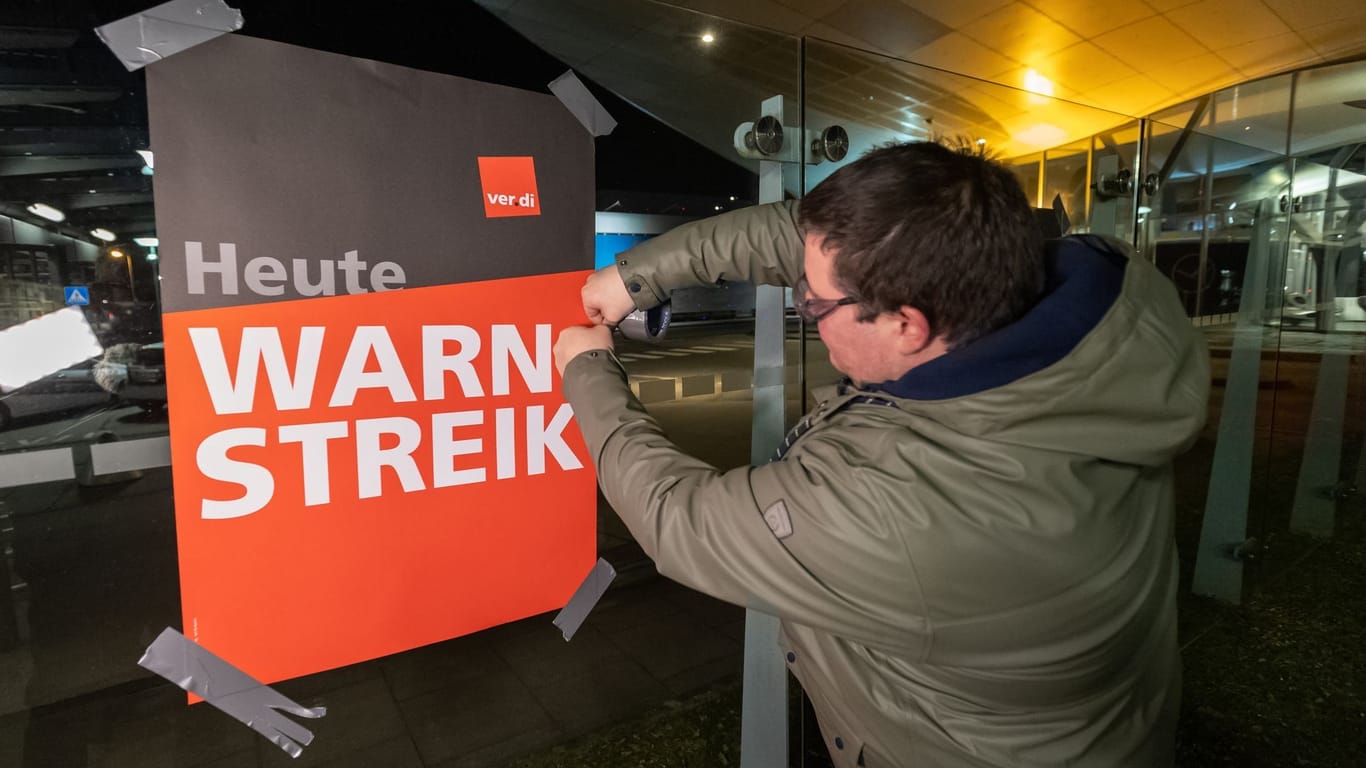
{"left": 763, "top": 500, "right": 793, "bottom": 540}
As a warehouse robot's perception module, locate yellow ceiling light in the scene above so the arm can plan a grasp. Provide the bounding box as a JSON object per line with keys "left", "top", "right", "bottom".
{"left": 701, "top": 32, "right": 715, "bottom": 44}
{"left": 1013, "top": 123, "right": 1069, "bottom": 148}
{"left": 1022, "top": 70, "right": 1053, "bottom": 95}
{"left": 1023, "top": 69, "right": 1055, "bottom": 105}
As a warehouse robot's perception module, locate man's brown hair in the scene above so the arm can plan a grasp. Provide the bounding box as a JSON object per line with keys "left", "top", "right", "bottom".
{"left": 798, "top": 141, "right": 1045, "bottom": 347}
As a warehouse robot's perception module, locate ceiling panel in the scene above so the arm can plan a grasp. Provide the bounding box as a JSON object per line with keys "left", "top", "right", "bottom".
{"left": 1092, "top": 15, "right": 1211, "bottom": 69}
{"left": 1026, "top": 0, "right": 1158, "bottom": 39}
{"left": 958, "top": 2, "right": 1082, "bottom": 64}
{"left": 1034, "top": 41, "right": 1138, "bottom": 94}
{"left": 902, "top": 0, "right": 1012, "bottom": 30}
{"left": 1301, "top": 19, "right": 1366, "bottom": 59}
{"left": 671, "top": 0, "right": 811, "bottom": 34}
{"left": 904, "top": 32, "right": 1018, "bottom": 81}
{"left": 770, "top": 0, "right": 847, "bottom": 19}
{"left": 1215, "top": 32, "right": 1318, "bottom": 74}
{"left": 1079, "top": 73, "right": 1170, "bottom": 116}
{"left": 819, "top": 0, "right": 950, "bottom": 60}
{"left": 1261, "top": 0, "right": 1361, "bottom": 28}
{"left": 1165, "top": 0, "right": 1295, "bottom": 51}
{"left": 1141, "top": 52, "right": 1238, "bottom": 92}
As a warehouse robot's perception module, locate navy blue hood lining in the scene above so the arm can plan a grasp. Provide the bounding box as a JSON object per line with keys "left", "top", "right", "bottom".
{"left": 871, "top": 235, "right": 1128, "bottom": 401}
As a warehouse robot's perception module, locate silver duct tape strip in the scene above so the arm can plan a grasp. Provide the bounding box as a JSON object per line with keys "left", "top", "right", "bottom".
{"left": 0, "top": 448, "right": 75, "bottom": 488}
{"left": 552, "top": 557, "right": 616, "bottom": 641}
{"left": 91, "top": 436, "right": 172, "bottom": 474}
{"left": 548, "top": 70, "right": 617, "bottom": 137}
{"left": 95, "top": 0, "right": 244, "bottom": 72}
{"left": 138, "top": 628, "right": 327, "bottom": 758}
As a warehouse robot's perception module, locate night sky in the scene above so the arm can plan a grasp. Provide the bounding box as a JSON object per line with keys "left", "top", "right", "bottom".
{"left": 9, "top": 0, "right": 757, "bottom": 207}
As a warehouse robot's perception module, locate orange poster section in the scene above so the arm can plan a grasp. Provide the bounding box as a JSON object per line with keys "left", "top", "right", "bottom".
{"left": 163, "top": 270, "right": 596, "bottom": 687}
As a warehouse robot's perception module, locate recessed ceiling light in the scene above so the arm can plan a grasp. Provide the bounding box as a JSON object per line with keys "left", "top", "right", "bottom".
{"left": 91, "top": 228, "right": 116, "bottom": 242}
{"left": 26, "top": 203, "right": 65, "bottom": 222}
{"left": 701, "top": 32, "right": 715, "bottom": 44}
{"left": 134, "top": 236, "right": 159, "bottom": 247}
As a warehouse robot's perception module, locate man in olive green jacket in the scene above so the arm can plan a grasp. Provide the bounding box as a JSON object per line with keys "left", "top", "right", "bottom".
{"left": 554, "top": 143, "right": 1209, "bottom": 767}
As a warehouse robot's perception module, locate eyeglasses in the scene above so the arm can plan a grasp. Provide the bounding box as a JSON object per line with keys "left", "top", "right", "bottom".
{"left": 794, "top": 275, "right": 859, "bottom": 323}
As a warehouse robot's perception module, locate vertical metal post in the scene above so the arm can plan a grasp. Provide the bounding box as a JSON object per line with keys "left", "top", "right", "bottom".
{"left": 1192, "top": 198, "right": 1278, "bottom": 602}
{"left": 1132, "top": 119, "right": 1147, "bottom": 251}
{"left": 740, "top": 97, "right": 789, "bottom": 768}
{"left": 1091, "top": 152, "right": 1121, "bottom": 239}
{"left": 150, "top": 249, "right": 162, "bottom": 310}
{"left": 1289, "top": 349, "right": 1348, "bottom": 537}
{"left": 1083, "top": 137, "right": 1094, "bottom": 227}
{"left": 1193, "top": 138, "right": 1215, "bottom": 322}
{"left": 0, "top": 500, "right": 18, "bottom": 650}
{"left": 1288, "top": 151, "right": 1349, "bottom": 536}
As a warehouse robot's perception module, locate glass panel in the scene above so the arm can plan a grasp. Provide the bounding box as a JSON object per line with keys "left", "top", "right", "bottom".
{"left": 1140, "top": 78, "right": 1295, "bottom": 603}
{"left": 1148, "top": 73, "right": 1292, "bottom": 156}
{"left": 1008, "top": 152, "right": 1043, "bottom": 207}
{"left": 1, "top": 12, "right": 168, "bottom": 760}
{"left": 1043, "top": 138, "right": 1090, "bottom": 228}
{"left": 1278, "top": 59, "right": 1366, "bottom": 550}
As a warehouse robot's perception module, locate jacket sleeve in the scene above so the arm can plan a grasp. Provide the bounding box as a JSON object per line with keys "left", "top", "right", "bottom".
{"left": 616, "top": 201, "right": 806, "bottom": 310}
{"left": 562, "top": 351, "right": 932, "bottom": 657}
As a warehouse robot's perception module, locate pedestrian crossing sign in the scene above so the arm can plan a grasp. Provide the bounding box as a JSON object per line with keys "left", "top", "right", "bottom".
{"left": 64, "top": 286, "right": 90, "bottom": 306}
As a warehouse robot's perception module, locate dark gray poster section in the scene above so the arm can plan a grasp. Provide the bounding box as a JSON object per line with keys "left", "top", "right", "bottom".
{"left": 149, "top": 33, "right": 593, "bottom": 313}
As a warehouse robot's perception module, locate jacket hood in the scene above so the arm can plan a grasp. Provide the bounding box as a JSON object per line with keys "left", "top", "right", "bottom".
{"left": 869, "top": 235, "right": 1210, "bottom": 467}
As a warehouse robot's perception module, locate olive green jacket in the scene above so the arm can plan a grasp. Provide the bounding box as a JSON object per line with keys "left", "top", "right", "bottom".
{"left": 561, "top": 202, "right": 1210, "bottom": 767}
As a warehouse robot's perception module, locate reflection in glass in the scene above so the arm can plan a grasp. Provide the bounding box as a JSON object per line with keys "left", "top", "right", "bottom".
{"left": 1043, "top": 138, "right": 1090, "bottom": 229}
{"left": 1282, "top": 59, "right": 1366, "bottom": 541}
{"left": 1009, "top": 152, "right": 1043, "bottom": 206}
{"left": 1089, "top": 122, "right": 1141, "bottom": 242}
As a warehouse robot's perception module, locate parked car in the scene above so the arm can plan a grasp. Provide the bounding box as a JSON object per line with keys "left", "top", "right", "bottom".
{"left": 92, "top": 341, "right": 167, "bottom": 412}
{"left": 122, "top": 342, "right": 166, "bottom": 411}
{"left": 0, "top": 359, "right": 114, "bottom": 431}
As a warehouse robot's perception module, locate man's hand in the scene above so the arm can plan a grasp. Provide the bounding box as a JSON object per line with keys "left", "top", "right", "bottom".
{"left": 554, "top": 325, "right": 614, "bottom": 376}
{"left": 582, "top": 265, "right": 637, "bottom": 326}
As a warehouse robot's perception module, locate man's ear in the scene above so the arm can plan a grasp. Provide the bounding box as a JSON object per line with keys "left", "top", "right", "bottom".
{"left": 893, "top": 305, "right": 935, "bottom": 355}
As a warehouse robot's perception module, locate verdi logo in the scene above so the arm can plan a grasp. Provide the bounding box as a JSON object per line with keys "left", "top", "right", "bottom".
{"left": 478, "top": 156, "right": 541, "bottom": 218}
